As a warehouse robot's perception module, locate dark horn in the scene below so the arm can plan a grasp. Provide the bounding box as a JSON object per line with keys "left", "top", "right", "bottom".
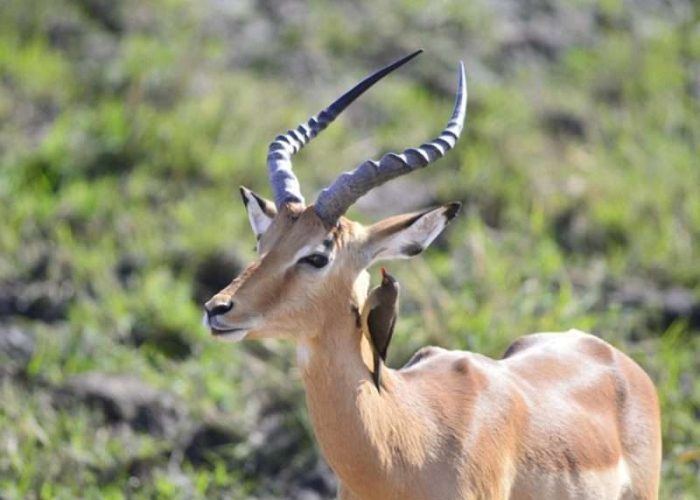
{"left": 266, "top": 50, "right": 424, "bottom": 208}
{"left": 314, "top": 62, "right": 467, "bottom": 225}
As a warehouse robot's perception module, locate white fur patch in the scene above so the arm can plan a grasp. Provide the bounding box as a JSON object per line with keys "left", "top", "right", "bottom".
{"left": 617, "top": 458, "right": 631, "bottom": 493}
{"left": 292, "top": 242, "right": 324, "bottom": 264}
{"left": 215, "top": 330, "right": 249, "bottom": 342}
{"left": 242, "top": 189, "right": 274, "bottom": 240}
{"left": 352, "top": 270, "right": 371, "bottom": 306}
{"left": 513, "top": 460, "right": 632, "bottom": 499}
{"left": 291, "top": 240, "right": 335, "bottom": 270}
{"left": 297, "top": 343, "right": 312, "bottom": 368}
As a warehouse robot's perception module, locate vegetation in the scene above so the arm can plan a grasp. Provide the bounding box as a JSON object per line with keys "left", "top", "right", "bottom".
{"left": 0, "top": 0, "right": 698, "bottom": 498}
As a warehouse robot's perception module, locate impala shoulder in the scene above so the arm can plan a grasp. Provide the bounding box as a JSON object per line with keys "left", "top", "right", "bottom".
{"left": 501, "top": 329, "right": 616, "bottom": 362}
{"left": 555, "top": 329, "right": 618, "bottom": 365}
{"left": 575, "top": 332, "right": 617, "bottom": 364}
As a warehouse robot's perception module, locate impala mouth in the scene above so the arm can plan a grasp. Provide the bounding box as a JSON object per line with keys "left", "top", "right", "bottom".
{"left": 203, "top": 313, "right": 252, "bottom": 342}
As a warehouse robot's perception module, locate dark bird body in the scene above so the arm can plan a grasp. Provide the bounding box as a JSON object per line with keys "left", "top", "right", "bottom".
{"left": 362, "top": 268, "right": 400, "bottom": 391}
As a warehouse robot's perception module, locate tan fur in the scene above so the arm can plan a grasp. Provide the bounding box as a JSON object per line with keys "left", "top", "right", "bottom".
{"left": 206, "top": 203, "right": 661, "bottom": 500}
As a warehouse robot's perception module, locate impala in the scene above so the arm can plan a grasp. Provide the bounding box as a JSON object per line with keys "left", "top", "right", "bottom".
{"left": 204, "top": 51, "right": 661, "bottom": 499}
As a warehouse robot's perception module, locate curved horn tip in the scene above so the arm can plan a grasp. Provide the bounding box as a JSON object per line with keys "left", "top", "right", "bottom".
{"left": 457, "top": 62, "right": 467, "bottom": 95}
{"left": 239, "top": 185, "right": 250, "bottom": 203}
{"left": 399, "top": 48, "right": 424, "bottom": 62}
{"left": 451, "top": 62, "right": 468, "bottom": 123}
{"left": 458, "top": 62, "right": 467, "bottom": 89}
{"left": 401, "top": 49, "right": 423, "bottom": 68}
{"left": 444, "top": 201, "right": 462, "bottom": 222}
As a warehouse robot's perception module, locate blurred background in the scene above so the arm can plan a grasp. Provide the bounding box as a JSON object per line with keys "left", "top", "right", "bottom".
{"left": 0, "top": 0, "right": 698, "bottom": 498}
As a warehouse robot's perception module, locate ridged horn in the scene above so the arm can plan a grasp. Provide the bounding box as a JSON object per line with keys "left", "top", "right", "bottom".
{"left": 266, "top": 50, "right": 424, "bottom": 208}
{"left": 314, "top": 62, "right": 467, "bottom": 225}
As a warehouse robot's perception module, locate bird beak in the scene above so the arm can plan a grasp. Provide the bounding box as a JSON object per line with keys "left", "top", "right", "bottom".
{"left": 380, "top": 266, "right": 394, "bottom": 286}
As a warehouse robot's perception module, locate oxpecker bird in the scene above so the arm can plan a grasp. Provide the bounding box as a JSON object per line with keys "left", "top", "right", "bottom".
{"left": 362, "top": 267, "right": 400, "bottom": 391}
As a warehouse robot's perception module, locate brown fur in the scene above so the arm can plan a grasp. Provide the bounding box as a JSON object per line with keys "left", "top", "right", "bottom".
{"left": 206, "top": 202, "right": 661, "bottom": 499}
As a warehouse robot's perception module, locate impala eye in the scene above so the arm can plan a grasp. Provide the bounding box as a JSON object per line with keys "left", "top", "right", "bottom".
{"left": 298, "top": 253, "right": 329, "bottom": 269}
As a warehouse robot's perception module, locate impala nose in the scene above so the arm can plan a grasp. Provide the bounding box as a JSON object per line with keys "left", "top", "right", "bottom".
{"left": 205, "top": 295, "right": 234, "bottom": 318}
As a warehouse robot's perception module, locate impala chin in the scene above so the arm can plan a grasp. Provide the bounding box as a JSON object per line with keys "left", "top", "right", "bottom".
{"left": 204, "top": 313, "right": 255, "bottom": 342}
{"left": 210, "top": 328, "right": 249, "bottom": 342}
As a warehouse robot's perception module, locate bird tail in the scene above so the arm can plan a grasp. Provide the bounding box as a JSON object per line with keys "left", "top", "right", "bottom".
{"left": 373, "top": 352, "right": 382, "bottom": 392}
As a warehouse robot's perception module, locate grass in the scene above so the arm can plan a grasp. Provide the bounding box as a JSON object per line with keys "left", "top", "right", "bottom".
{"left": 0, "top": 0, "right": 698, "bottom": 497}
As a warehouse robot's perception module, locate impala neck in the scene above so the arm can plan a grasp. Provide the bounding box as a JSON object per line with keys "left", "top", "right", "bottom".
{"left": 297, "top": 277, "right": 437, "bottom": 495}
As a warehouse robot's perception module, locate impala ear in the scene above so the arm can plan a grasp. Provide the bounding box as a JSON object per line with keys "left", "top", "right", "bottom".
{"left": 240, "top": 186, "right": 277, "bottom": 240}
{"left": 364, "top": 203, "right": 461, "bottom": 263}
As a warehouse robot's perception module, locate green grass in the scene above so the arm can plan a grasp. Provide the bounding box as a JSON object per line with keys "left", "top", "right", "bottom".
{"left": 0, "top": 0, "right": 698, "bottom": 497}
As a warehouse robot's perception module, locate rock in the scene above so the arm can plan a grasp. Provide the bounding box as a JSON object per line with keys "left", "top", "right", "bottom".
{"left": 128, "top": 325, "right": 193, "bottom": 360}
{"left": 183, "top": 401, "right": 337, "bottom": 499}
{"left": 497, "top": 27, "right": 560, "bottom": 62}
{"left": 247, "top": 410, "right": 307, "bottom": 477}
{"left": 552, "top": 205, "right": 627, "bottom": 255}
{"left": 608, "top": 280, "right": 700, "bottom": 331}
{"left": 0, "top": 281, "right": 73, "bottom": 323}
{"left": 184, "top": 418, "right": 243, "bottom": 466}
{"left": 660, "top": 287, "right": 700, "bottom": 330}
{"left": 289, "top": 461, "right": 337, "bottom": 500}
{"left": 492, "top": 0, "right": 597, "bottom": 66}
{"left": 0, "top": 323, "right": 35, "bottom": 376}
{"left": 192, "top": 251, "right": 243, "bottom": 305}
{"left": 247, "top": 402, "right": 337, "bottom": 499}
{"left": 541, "top": 110, "right": 587, "bottom": 140}
{"left": 74, "top": 0, "right": 124, "bottom": 34}
{"left": 58, "top": 372, "right": 187, "bottom": 438}
{"left": 115, "top": 254, "right": 143, "bottom": 289}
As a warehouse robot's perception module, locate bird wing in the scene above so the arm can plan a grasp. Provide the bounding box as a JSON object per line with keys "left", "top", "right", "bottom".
{"left": 367, "top": 307, "right": 396, "bottom": 361}
{"left": 383, "top": 314, "right": 396, "bottom": 360}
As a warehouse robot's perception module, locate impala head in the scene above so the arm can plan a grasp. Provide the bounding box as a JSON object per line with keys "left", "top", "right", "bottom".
{"left": 204, "top": 50, "right": 467, "bottom": 342}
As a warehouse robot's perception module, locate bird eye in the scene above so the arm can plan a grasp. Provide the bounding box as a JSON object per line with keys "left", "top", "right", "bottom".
{"left": 298, "top": 253, "right": 329, "bottom": 269}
